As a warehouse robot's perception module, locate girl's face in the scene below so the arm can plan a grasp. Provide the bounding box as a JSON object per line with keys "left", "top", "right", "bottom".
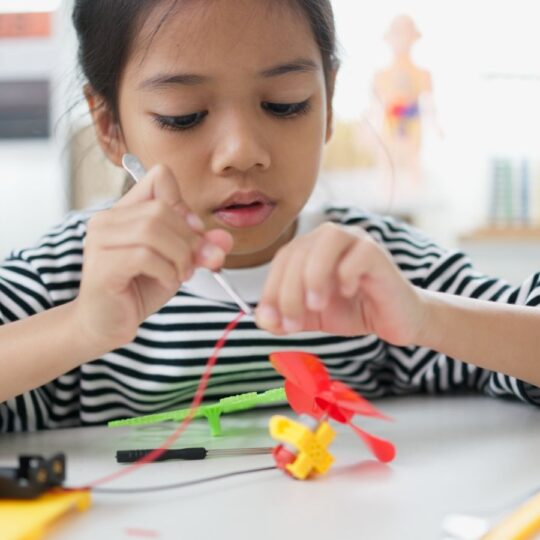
{"left": 98, "top": 0, "right": 333, "bottom": 268}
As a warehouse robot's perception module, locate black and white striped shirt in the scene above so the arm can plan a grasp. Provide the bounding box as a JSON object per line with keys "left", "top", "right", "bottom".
{"left": 1, "top": 206, "right": 540, "bottom": 431}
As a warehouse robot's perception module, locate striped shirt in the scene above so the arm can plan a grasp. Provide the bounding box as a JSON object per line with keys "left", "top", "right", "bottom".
{"left": 1, "top": 205, "right": 540, "bottom": 431}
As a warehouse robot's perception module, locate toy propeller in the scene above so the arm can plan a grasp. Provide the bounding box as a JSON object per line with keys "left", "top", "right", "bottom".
{"left": 270, "top": 351, "right": 396, "bottom": 463}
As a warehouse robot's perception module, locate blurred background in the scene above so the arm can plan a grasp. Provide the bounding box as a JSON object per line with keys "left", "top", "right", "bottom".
{"left": 1, "top": 0, "right": 539, "bottom": 284}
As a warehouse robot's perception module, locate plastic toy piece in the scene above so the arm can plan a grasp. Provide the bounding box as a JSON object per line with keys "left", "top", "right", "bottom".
{"left": 482, "top": 491, "right": 540, "bottom": 540}
{"left": 1, "top": 489, "right": 91, "bottom": 540}
{"left": 269, "top": 414, "right": 335, "bottom": 480}
{"left": 108, "top": 387, "right": 287, "bottom": 436}
{"left": 270, "top": 352, "right": 396, "bottom": 463}
{"left": 0, "top": 454, "right": 66, "bottom": 500}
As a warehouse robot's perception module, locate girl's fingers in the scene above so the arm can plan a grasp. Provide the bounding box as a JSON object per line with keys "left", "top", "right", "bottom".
{"left": 256, "top": 224, "right": 387, "bottom": 335}
{"left": 203, "top": 229, "right": 234, "bottom": 254}
{"left": 256, "top": 247, "right": 289, "bottom": 332}
{"left": 116, "top": 163, "right": 183, "bottom": 209}
{"left": 88, "top": 203, "right": 231, "bottom": 278}
{"left": 108, "top": 162, "right": 229, "bottom": 271}
{"left": 88, "top": 202, "right": 201, "bottom": 280}
{"left": 337, "top": 236, "right": 381, "bottom": 297}
{"left": 95, "top": 219, "right": 198, "bottom": 282}
{"left": 303, "top": 224, "right": 357, "bottom": 310}
{"left": 102, "top": 246, "right": 179, "bottom": 292}
{"left": 97, "top": 200, "right": 197, "bottom": 246}
{"left": 116, "top": 162, "right": 205, "bottom": 232}
{"left": 277, "top": 244, "right": 310, "bottom": 332}
{"left": 197, "top": 229, "right": 235, "bottom": 270}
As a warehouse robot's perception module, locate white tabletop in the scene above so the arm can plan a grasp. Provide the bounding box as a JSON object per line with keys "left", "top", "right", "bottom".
{"left": 1, "top": 395, "right": 539, "bottom": 540}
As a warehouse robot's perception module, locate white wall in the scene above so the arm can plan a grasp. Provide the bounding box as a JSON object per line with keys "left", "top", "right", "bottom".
{"left": 0, "top": 1, "right": 77, "bottom": 258}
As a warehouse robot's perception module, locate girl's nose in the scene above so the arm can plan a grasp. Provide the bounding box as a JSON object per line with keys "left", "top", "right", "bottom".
{"left": 211, "top": 114, "right": 271, "bottom": 175}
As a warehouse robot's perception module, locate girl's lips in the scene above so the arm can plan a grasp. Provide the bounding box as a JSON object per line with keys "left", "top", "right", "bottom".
{"left": 213, "top": 201, "right": 276, "bottom": 228}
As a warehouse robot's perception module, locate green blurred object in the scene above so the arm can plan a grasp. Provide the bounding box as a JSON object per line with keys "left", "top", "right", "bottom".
{"left": 108, "top": 387, "right": 287, "bottom": 436}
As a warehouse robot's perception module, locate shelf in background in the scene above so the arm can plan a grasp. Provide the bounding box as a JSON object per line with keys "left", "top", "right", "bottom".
{"left": 461, "top": 226, "right": 540, "bottom": 241}
{"left": 459, "top": 227, "right": 540, "bottom": 285}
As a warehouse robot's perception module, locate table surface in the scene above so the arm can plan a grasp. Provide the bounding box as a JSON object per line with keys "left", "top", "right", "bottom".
{"left": 1, "top": 395, "right": 539, "bottom": 540}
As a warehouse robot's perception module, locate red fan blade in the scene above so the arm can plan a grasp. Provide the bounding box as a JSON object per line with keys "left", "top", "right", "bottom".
{"left": 284, "top": 380, "right": 324, "bottom": 419}
{"left": 332, "top": 383, "right": 391, "bottom": 420}
{"left": 269, "top": 352, "right": 330, "bottom": 395}
{"left": 316, "top": 382, "right": 391, "bottom": 422}
{"left": 348, "top": 422, "right": 396, "bottom": 463}
{"left": 314, "top": 391, "right": 354, "bottom": 423}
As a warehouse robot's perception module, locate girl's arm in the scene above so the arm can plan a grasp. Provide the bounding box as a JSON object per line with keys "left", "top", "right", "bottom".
{"left": 0, "top": 301, "right": 108, "bottom": 403}
{"left": 256, "top": 215, "right": 540, "bottom": 398}
{"left": 0, "top": 164, "right": 232, "bottom": 406}
{"left": 418, "top": 290, "right": 540, "bottom": 388}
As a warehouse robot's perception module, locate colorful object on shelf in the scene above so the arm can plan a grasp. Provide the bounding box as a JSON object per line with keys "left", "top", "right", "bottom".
{"left": 371, "top": 14, "right": 439, "bottom": 181}
{"left": 488, "top": 156, "right": 540, "bottom": 228}
{"left": 0, "top": 489, "right": 91, "bottom": 540}
{"left": 270, "top": 414, "right": 335, "bottom": 480}
{"left": 388, "top": 101, "right": 420, "bottom": 136}
{"left": 269, "top": 351, "right": 396, "bottom": 475}
{"left": 0, "top": 13, "right": 52, "bottom": 39}
{"left": 108, "top": 387, "right": 287, "bottom": 436}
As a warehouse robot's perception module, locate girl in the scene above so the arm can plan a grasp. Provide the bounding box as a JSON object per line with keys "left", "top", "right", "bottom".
{"left": 0, "top": 0, "right": 539, "bottom": 431}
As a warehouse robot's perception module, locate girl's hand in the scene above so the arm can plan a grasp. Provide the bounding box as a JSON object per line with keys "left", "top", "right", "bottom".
{"left": 255, "top": 222, "right": 426, "bottom": 345}
{"left": 72, "top": 164, "right": 233, "bottom": 350}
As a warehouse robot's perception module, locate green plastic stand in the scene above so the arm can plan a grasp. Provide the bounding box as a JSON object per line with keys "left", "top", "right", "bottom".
{"left": 108, "top": 387, "right": 287, "bottom": 436}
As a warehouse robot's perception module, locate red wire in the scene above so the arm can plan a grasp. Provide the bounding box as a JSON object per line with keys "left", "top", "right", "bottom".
{"left": 81, "top": 311, "right": 245, "bottom": 489}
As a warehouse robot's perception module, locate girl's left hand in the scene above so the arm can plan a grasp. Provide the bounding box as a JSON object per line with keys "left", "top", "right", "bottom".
{"left": 255, "top": 222, "right": 427, "bottom": 346}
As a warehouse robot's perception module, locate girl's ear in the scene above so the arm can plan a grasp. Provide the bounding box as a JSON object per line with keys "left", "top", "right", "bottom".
{"left": 325, "top": 70, "right": 337, "bottom": 143}
{"left": 325, "top": 105, "right": 334, "bottom": 143}
{"left": 84, "top": 84, "right": 127, "bottom": 167}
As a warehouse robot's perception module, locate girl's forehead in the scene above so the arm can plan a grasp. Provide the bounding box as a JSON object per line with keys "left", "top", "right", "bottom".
{"left": 127, "top": 0, "right": 322, "bottom": 75}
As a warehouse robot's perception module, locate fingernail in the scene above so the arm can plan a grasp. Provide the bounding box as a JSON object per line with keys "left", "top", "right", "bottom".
{"left": 186, "top": 213, "right": 204, "bottom": 232}
{"left": 201, "top": 244, "right": 222, "bottom": 263}
{"left": 307, "top": 290, "right": 324, "bottom": 310}
{"left": 256, "top": 304, "right": 279, "bottom": 327}
{"left": 282, "top": 318, "right": 302, "bottom": 333}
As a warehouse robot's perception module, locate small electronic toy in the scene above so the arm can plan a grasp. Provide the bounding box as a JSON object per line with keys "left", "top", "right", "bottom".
{"left": 268, "top": 351, "right": 396, "bottom": 480}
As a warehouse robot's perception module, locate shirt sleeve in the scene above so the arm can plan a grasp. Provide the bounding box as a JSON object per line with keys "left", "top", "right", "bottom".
{"left": 330, "top": 207, "right": 540, "bottom": 406}
{"left": 398, "top": 247, "right": 540, "bottom": 406}
{"left": 0, "top": 253, "right": 54, "bottom": 325}
{"left": 0, "top": 214, "right": 88, "bottom": 431}
{"left": 0, "top": 213, "right": 87, "bottom": 325}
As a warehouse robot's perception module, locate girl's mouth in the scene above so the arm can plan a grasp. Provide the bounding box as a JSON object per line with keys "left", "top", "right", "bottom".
{"left": 213, "top": 191, "right": 276, "bottom": 228}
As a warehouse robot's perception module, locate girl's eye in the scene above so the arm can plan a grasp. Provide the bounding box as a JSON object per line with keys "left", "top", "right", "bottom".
{"left": 153, "top": 100, "right": 310, "bottom": 132}
{"left": 153, "top": 111, "right": 208, "bottom": 131}
{"left": 262, "top": 99, "right": 311, "bottom": 118}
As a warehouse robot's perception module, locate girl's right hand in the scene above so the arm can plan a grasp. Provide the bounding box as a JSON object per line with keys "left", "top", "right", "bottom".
{"left": 72, "top": 164, "right": 233, "bottom": 351}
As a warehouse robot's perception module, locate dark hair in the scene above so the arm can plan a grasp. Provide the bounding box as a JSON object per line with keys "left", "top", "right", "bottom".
{"left": 72, "top": 0, "right": 339, "bottom": 120}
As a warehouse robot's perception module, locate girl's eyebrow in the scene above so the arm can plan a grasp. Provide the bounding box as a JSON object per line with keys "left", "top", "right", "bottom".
{"left": 259, "top": 58, "right": 319, "bottom": 78}
{"left": 138, "top": 58, "right": 319, "bottom": 91}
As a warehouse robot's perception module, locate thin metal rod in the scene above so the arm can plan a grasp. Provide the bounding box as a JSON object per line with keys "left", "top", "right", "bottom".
{"left": 207, "top": 447, "right": 274, "bottom": 458}
{"left": 211, "top": 272, "right": 254, "bottom": 315}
